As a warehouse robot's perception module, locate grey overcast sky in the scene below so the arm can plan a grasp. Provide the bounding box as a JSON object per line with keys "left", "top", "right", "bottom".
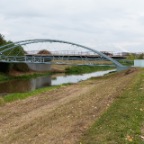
{"left": 0, "top": 0, "right": 144, "bottom": 52}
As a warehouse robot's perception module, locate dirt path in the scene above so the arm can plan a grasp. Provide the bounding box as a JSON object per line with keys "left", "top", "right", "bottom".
{"left": 0, "top": 69, "right": 138, "bottom": 144}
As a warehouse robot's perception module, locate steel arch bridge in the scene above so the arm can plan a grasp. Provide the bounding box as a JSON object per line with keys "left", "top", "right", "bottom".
{"left": 0, "top": 39, "right": 128, "bottom": 71}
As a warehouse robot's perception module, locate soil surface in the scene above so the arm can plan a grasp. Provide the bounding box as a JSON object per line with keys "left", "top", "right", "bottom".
{"left": 0, "top": 69, "right": 138, "bottom": 144}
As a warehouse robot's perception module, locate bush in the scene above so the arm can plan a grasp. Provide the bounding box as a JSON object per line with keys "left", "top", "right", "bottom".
{"left": 65, "top": 65, "right": 113, "bottom": 74}
{"left": 13, "top": 63, "right": 30, "bottom": 72}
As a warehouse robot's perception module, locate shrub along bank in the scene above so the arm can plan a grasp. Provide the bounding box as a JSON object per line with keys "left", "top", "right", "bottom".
{"left": 65, "top": 65, "right": 114, "bottom": 74}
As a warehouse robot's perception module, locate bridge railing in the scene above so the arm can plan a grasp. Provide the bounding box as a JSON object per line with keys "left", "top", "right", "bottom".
{"left": 0, "top": 55, "right": 110, "bottom": 64}
{"left": 0, "top": 55, "right": 52, "bottom": 63}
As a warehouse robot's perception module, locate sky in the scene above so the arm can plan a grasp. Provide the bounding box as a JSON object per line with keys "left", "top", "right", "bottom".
{"left": 0, "top": 0, "right": 144, "bottom": 53}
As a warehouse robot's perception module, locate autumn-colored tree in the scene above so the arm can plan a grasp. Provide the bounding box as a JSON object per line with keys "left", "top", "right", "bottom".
{"left": 37, "top": 49, "right": 51, "bottom": 55}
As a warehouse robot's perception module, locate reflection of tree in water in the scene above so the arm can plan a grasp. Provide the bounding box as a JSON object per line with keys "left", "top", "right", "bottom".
{"left": 0, "top": 80, "right": 32, "bottom": 93}
{"left": 0, "top": 76, "right": 51, "bottom": 93}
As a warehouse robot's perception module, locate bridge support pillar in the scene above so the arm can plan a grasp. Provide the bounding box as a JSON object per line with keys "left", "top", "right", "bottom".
{"left": 27, "top": 63, "right": 51, "bottom": 72}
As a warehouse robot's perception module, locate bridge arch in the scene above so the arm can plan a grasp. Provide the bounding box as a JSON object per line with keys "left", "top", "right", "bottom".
{"left": 0, "top": 39, "right": 128, "bottom": 71}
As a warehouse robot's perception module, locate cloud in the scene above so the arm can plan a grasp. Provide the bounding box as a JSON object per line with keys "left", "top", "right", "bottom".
{"left": 0, "top": 0, "right": 144, "bottom": 52}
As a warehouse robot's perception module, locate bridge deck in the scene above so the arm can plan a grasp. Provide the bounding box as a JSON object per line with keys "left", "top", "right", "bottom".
{"left": 0, "top": 54, "right": 125, "bottom": 64}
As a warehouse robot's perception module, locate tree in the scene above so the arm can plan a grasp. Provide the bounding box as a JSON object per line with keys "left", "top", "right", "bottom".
{"left": 37, "top": 49, "right": 51, "bottom": 55}
{"left": 137, "top": 53, "right": 144, "bottom": 59}
{"left": 0, "top": 34, "right": 25, "bottom": 56}
{"left": 0, "top": 34, "right": 28, "bottom": 72}
{"left": 0, "top": 34, "right": 7, "bottom": 45}
{"left": 126, "top": 54, "right": 136, "bottom": 60}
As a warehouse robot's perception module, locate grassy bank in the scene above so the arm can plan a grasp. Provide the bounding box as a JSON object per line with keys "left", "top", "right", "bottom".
{"left": 0, "top": 65, "right": 114, "bottom": 82}
{"left": 0, "top": 65, "right": 67, "bottom": 83}
{"left": 0, "top": 71, "right": 51, "bottom": 83}
{"left": 65, "top": 65, "right": 114, "bottom": 74}
{"left": 80, "top": 69, "right": 144, "bottom": 143}
{"left": 118, "top": 59, "right": 134, "bottom": 66}
{"left": 0, "top": 85, "right": 61, "bottom": 105}
{"left": 0, "top": 73, "right": 10, "bottom": 81}
{"left": 12, "top": 72, "right": 51, "bottom": 80}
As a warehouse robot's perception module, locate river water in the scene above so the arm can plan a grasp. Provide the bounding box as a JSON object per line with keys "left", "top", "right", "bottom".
{"left": 0, "top": 70, "right": 115, "bottom": 94}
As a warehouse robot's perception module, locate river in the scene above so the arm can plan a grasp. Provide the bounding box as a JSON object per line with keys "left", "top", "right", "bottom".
{"left": 0, "top": 70, "right": 115, "bottom": 94}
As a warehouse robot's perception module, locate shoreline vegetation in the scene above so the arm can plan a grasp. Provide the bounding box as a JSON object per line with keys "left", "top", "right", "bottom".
{"left": 0, "top": 65, "right": 114, "bottom": 82}
{"left": 0, "top": 85, "right": 62, "bottom": 105}
{"left": 65, "top": 65, "right": 114, "bottom": 74}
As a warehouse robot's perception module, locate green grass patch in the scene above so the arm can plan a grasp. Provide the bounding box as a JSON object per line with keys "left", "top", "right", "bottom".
{"left": 1, "top": 85, "right": 61, "bottom": 104}
{"left": 80, "top": 70, "right": 144, "bottom": 144}
{"left": 118, "top": 59, "right": 134, "bottom": 66}
{"left": 0, "top": 73, "right": 10, "bottom": 81}
{"left": 0, "top": 72, "right": 51, "bottom": 83}
{"left": 12, "top": 72, "right": 51, "bottom": 80}
{"left": 65, "top": 65, "right": 114, "bottom": 74}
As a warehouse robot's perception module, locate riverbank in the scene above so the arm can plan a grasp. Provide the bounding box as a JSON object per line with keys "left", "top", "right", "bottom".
{"left": 0, "top": 65, "right": 114, "bottom": 83}
{"left": 0, "top": 68, "right": 143, "bottom": 144}
{"left": 0, "top": 69, "right": 114, "bottom": 104}
{"left": 65, "top": 65, "right": 114, "bottom": 74}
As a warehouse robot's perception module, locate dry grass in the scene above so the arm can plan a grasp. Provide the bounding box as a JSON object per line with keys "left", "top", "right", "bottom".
{"left": 51, "top": 64, "right": 70, "bottom": 73}
{"left": 0, "top": 69, "right": 138, "bottom": 144}
{"left": 51, "top": 59, "right": 112, "bottom": 65}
